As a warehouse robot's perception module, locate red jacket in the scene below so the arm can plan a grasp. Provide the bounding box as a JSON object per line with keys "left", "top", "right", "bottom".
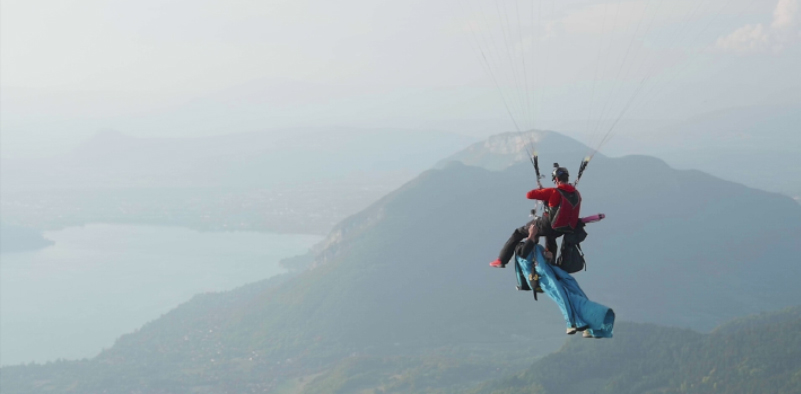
{"left": 526, "top": 184, "right": 578, "bottom": 207}
{"left": 526, "top": 184, "right": 582, "bottom": 231}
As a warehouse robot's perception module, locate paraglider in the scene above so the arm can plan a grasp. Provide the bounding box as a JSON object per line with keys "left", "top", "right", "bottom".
{"left": 488, "top": 154, "right": 613, "bottom": 337}
{"left": 489, "top": 162, "right": 581, "bottom": 268}
{"left": 463, "top": 0, "right": 756, "bottom": 338}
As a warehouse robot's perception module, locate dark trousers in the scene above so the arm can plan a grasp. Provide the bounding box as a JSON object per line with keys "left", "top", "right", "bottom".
{"left": 498, "top": 217, "right": 561, "bottom": 265}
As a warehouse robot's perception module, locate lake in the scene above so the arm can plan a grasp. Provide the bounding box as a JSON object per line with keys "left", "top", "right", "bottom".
{"left": 0, "top": 224, "right": 321, "bottom": 366}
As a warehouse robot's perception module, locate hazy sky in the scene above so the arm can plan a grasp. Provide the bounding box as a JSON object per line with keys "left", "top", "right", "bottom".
{"left": 1, "top": 0, "right": 799, "bottom": 157}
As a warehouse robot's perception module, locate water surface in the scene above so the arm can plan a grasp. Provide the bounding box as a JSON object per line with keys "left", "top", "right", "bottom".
{"left": 0, "top": 224, "right": 321, "bottom": 366}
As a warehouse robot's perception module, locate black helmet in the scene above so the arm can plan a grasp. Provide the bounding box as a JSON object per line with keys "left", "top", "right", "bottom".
{"left": 552, "top": 163, "right": 569, "bottom": 183}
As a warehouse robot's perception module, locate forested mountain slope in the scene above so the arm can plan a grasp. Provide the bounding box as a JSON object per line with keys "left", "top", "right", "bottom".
{"left": 472, "top": 306, "right": 801, "bottom": 394}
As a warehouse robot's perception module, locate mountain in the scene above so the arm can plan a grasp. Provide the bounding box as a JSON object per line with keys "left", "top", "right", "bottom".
{"left": 600, "top": 104, "right": 801, "bottom": 200}
{"left": 435, "top": 130, "right": 592, "bottom": 171}
{"left": 4, "top": 130, "right": 801, "bottom": 393}
{"left": 472, "top": 306, "right": 801, "bottom": 394}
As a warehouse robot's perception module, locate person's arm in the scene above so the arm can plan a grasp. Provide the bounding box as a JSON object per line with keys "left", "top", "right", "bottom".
{"left": 526, "top": 188, "right": 554, "bottom": 202}
{"left": 526, "top": 223, "right": 553, "bottom": 261}
{"left": 515, "top": 224, "right": 539, "bottom": 258}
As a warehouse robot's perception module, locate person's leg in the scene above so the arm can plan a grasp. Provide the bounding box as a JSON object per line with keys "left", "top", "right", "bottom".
{"left": 545, "top": 236, "right": 558, "bottom": 263}
{"left": 493, "top": 219, "right": 536, "bottom": 267}
{"left": 496, "top": 227, "right": 528, "bottom": 266}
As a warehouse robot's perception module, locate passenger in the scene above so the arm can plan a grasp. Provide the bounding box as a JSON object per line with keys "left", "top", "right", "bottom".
{"left": 514, "top": 224, "right": 614, "bottom": 338}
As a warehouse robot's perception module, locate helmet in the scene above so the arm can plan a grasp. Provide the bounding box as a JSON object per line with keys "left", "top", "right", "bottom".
{"left": 552, "top": 163, "right": 569, "bottom": 183}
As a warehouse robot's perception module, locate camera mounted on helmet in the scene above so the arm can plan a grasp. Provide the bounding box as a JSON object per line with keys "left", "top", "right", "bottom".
{"left": 551, "top": 163, "right": 570, "bottom": 183}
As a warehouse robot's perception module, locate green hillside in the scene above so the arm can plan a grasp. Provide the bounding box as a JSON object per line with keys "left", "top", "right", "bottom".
{"left": 472, "top": 306, "right": 801, "bottom": 394}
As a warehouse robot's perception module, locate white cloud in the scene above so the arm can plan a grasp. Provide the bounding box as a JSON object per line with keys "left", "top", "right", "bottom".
{"left": 772, "top": 0, "right": 798, "bottom": 29}
{"left": 717, "top": 24, "right": 770, "bottom": 53}
{"left": 717, "top": 0, "right": 800, "bottom": 54}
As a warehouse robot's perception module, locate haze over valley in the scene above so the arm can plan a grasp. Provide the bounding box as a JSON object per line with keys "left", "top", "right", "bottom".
{"left": 2, "top": 0, "right": 800, "bottom": 392}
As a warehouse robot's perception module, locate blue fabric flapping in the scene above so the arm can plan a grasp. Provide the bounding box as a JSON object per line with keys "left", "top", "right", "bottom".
{"left": 515, "top": 244, "right": 614, "bottom": 338}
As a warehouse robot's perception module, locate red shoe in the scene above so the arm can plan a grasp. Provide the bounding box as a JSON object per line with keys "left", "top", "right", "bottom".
{"left": 489, "top": 259, "right": 505, "bottom": 268}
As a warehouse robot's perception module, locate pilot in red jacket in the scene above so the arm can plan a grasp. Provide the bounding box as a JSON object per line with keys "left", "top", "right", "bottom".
{"left": 490, "top": 165, "right": 581, "bottom": 268}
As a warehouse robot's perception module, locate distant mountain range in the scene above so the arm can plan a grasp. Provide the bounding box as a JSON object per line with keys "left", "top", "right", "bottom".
{"left": 3, "top": 130, "right": 799, "bottom": 393}
{"left": 0, "top": 128, "right": 475, "bottom": 190}
{"left": 598, "top": 104, "right": 801, "bottom": 200}
{"left": 0, "top": 128, "right": 476, "bottom": 233}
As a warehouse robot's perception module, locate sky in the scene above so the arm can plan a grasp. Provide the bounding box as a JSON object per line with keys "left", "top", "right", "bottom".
{"left": 1, "top": 0, "right": 800, "bottom": 158}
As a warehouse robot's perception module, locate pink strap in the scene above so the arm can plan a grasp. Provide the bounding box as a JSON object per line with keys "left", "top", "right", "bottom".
{"left": 580, "top": 213, "right": 605, "bottom": 224}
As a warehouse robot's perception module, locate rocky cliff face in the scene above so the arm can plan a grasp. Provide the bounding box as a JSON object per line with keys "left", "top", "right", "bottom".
{"left": 437, "top": 130, "right": 594, "bottom": 171}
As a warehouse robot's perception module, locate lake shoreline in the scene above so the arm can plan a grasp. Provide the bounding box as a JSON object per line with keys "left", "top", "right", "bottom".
{"left": 0, "top": 223, "right": 322, "bottom": 366}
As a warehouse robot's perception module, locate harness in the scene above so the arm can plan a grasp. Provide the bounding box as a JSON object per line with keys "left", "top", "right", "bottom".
{"left": 548, "top": 189, "right": 582, "bottom": 232}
